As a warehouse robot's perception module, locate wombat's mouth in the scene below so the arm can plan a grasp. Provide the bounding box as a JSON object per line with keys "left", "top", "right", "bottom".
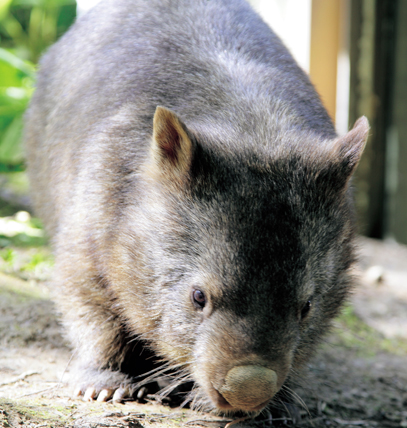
{"left": 211, "top": 388, "right": 270, "bottom": 412}
{"left": 211, "top": 389, "right": 234, "bottom": 410}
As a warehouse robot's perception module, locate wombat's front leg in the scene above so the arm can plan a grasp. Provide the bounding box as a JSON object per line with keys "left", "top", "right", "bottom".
{"left": 70, "top": 338, "right": 160, "bottom": 402}
{"left": 62, "top": 305, "right": 138, "bottom": 402}
{"left": 54, "top": 256, "right": 151, "bottom": 402}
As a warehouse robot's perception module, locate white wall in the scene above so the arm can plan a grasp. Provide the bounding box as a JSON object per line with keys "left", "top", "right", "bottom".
{"left": 76, "top": 0, "right": 101, "bottom": 16}
{"left": 248, "top": 0, "right": 312, "bottom": 73}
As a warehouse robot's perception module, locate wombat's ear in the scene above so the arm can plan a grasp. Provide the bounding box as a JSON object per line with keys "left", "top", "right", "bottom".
{"left": 330, "top": 116, "right": 369, "bottom": 179}
{"left": 151, "top": 106, "right": 194, "bottom": 181}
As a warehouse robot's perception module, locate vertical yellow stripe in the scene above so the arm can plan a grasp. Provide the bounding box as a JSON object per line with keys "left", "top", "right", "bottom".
{"left": 309, "top": 0, "right": 341, "bottom": 123}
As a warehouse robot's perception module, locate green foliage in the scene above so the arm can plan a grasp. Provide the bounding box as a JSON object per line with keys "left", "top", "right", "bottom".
{"left": 0, "top": 47, "right": 35, "bottom": 169}
{"left": 0, "top": 212, "right": 52, "bottom": 281}
{"left": 0, "top": 210, "right": 47, "bottom": 247}
{"left": 0, "top": 0, "right": 77, "bottom": 63}
{"left": 21, "top": 250, "right": 44, "bottom": 269}
{"left": 0, "top": 246, "right": 15, "bottom": 263}
{"left": 0, "top": 0, "right": 76, "bottom": 170}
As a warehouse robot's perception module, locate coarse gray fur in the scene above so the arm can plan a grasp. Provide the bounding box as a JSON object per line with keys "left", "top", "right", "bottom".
{"left": 25, "top": 0, "right": 368, "bottom": 414}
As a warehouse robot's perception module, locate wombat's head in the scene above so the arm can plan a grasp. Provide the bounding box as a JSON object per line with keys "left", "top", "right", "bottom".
{"left": 123, "top": 106, "right": 368, "bottom": 413}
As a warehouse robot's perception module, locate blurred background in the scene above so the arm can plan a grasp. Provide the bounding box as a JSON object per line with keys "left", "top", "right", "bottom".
{"left": 0, "top": 0, "right": 406, "bottom": 244}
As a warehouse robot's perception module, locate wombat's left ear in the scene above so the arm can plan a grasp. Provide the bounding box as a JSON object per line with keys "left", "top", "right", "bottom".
{"left": 331, "top": 116, "right": 369, "bottom": 178}
{"left": 151, "top": 106, "right": 194, "bottom": 182}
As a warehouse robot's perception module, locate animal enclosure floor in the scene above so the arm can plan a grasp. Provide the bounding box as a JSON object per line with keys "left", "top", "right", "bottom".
{"left": 0, "top": 237, "right": 406, "bottom": 428}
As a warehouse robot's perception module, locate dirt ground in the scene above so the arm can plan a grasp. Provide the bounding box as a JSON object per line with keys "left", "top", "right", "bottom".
{"left": 0, "top": 237, "right": 407, "bottom": 428}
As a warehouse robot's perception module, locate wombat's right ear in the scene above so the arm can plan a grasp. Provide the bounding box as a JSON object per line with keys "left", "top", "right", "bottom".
{"left": 327, "top": 116, "right": 369, "bottom": 182}
{"left": 150, "top": 106, "right": 194, "bottom": 183}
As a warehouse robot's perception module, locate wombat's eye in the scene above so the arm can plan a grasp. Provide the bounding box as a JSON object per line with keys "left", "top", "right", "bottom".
{"left": 300, "top": 300, "right": 312, "bottom": 320}
{"left": 191, "top": 288, "right": 206, "bottom": 309}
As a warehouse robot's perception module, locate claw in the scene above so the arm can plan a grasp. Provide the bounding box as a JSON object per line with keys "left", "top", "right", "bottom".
{"left": 83, "top": 386, "right": 97, "bottom": 401}
{"left": 137, "top": 386, "right": 148, "bottom": 400}
{"left": 97, "top": 388, "right": 114, "bottom": 402}
{"left": 112, "top": 386, "right": 129, "bottom": 402}
{"left": 73, "top": 387, "right": 83, "bottom": 397}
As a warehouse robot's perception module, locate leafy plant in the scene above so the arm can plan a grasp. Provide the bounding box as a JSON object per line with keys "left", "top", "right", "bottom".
{"left": 0, "top": 0, "right": 77, "bottom": 63}
{"left": 0, "top": 48, "right": 35, "bottom": 170}
{"left": 0, "top": 0, "right": 76, "bottom": 171}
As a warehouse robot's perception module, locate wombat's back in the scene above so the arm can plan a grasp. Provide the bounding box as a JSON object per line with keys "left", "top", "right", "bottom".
{"left": 26, "top": 0, "right": 335, "bottom": 237}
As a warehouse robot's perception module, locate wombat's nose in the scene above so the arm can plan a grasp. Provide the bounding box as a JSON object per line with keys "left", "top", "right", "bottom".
{"left": 218, "top": 365, "right": 278, "bottom": 410}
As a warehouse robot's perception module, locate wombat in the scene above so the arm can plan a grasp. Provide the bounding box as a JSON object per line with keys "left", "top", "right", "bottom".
{"left": 25, "top": 0, "right": 369, "bottom": 414}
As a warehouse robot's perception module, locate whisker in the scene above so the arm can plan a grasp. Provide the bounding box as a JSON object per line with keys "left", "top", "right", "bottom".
{"left": 157, "top": 373, "right": 193, "bottom": 398}
{"left": 135, "top": 364, "right": 185, "bottom": 387}
{"left": 280, "top": 384, "right": 310, "bottom": 418}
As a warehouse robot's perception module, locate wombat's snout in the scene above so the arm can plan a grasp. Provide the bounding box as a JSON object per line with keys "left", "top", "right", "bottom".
{"left": 217, "top": 365, "right": 278, "bottom": 411}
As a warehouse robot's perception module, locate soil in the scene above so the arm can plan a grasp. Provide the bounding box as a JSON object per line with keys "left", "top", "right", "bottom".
{"left": 0, "top": 237, "right": 406, "bottom": 428}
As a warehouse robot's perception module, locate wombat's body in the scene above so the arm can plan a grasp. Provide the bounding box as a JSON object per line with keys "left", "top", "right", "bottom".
{"left": 25, "top": 0, "right": 368, "bottom": 413}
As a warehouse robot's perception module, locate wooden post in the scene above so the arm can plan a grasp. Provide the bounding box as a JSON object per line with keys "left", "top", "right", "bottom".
{"left": 309, "top": 0, "right": 341, "bottom": 123}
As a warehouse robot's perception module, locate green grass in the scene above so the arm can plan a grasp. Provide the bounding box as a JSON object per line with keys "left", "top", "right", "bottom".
{"left": 333, "top": 303, "right": 407, "bottom": 357}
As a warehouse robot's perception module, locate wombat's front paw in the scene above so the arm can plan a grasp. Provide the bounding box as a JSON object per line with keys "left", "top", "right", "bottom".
{"left": 72, "top": 369, "right": 142, "bottom": 403}
{"left": 74, "top": 384, "right": 134, "bottom": 402}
